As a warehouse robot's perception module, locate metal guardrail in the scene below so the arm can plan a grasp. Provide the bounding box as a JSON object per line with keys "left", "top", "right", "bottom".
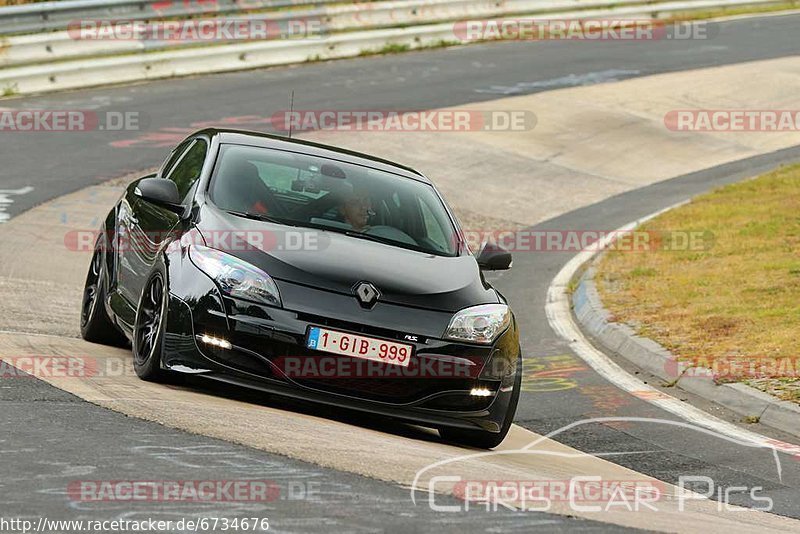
{"left": 0, "top": 0, "right": 351, "bottom": 35}
{"left": 0, "top": 0, "right": 789, "bottom": 96}
{"left": 2, "top": 0, "right": 634, "bottom": 68}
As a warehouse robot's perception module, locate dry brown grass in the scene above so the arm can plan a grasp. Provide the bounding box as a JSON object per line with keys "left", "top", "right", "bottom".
{"left": 596, "top": 164, "right": 800, "bottom": 400}
{"left": 0, "top": 0, "right": 50, "bottom": 6}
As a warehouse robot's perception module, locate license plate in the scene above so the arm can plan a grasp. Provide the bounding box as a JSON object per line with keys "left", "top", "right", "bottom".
{"left": 306, "top": 327, "right": 412, "bottom": 367}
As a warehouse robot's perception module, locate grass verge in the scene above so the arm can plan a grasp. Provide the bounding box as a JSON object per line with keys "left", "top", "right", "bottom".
{"left": 596, "top": 164, "right": 800, "bottom": 403}
{"left": 0, "top": 0, "right": 49, "bottom": 5}
{"left": 667, "top": 0, "right": 800, "bottom": 21}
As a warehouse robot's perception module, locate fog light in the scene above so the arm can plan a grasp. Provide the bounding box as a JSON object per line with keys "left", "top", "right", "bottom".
{"left": 470, "top": 387, "right": 493, "bottom": 397}
{"left": 200, "top": 334, "right": 232, "bottom": 350}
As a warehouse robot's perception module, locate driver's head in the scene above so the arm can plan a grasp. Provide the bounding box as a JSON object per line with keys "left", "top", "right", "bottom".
{"left": 339, "top": 186, "right": 372, "bottom": 231}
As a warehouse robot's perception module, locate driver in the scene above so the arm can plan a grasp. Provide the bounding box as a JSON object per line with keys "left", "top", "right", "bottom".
{"left": 339, "top": 187, "right": 373, "bottom": 232}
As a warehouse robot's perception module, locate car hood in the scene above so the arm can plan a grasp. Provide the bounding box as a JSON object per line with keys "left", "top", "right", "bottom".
{"left": 196, "top": 205, "right": 498, "bottom": 312}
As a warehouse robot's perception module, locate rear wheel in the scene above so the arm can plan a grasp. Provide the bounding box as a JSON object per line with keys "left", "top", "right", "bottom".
{"left": 132, "top": 269, "right": 173, "bottom": 383}
{"left": 439, "top": 354, "right": 522, "bottom": 449}
{"left": 80, "top": 239, "right": 127, "bottom": 347}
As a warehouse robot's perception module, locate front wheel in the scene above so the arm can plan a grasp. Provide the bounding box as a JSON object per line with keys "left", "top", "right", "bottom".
{"left": 439, "top": 354, "right": 522, "bottom": 449}
{"left": 132, "top": 268, "right": 173, "bottom": 383}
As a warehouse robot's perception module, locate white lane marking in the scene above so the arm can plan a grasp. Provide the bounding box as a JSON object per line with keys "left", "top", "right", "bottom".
{"left": 545, "top": 201, "right": 800, "bottom": 459}
{"left": 475, "top": 69, "right": 641, "bottom": 95}
{"left": 0, "top": 186, "right": 34, "bottom": 223}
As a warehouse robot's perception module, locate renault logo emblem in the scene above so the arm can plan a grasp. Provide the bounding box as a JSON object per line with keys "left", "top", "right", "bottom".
{"left": 354, "top": 282, "right": 380, "bottom": 308}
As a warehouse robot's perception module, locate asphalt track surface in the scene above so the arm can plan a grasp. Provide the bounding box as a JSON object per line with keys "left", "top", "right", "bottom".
{"left": 3, "top": 13, "right": 800, "bottom": 218}
{"left": 2, "top": 13, "right": 800, "bottom": 531}
{"left": 3, "top": 372, "right": 627, "bottom": 532}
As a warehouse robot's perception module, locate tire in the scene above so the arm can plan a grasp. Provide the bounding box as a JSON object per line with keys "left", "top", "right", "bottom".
{"left": 132, "top": 267, "right": 174, "bottom": 383}
{"left": 80, "top": 238, "right": 128, "bottom": 347}
{"left": 439, "top": 353, "right": 522, "bottom": 449}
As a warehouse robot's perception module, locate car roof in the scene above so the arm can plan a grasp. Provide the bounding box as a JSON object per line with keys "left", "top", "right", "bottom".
{"left": 196, "top": 128, "right": 430, "bottom": 183}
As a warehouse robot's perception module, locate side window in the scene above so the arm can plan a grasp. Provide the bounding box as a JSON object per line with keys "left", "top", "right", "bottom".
{"left": 167, "top": 139, "right": 208, "bottom": 201}
{"left": 160, "top": 140, "right": 191, "bottom": 178}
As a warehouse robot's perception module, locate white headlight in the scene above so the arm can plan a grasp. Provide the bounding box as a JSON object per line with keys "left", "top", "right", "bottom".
{"left": 444, "top": 304, "right": 511, "bottom": 344}
{"left": 190, "top": 244, "right": 281, "bottom": 307}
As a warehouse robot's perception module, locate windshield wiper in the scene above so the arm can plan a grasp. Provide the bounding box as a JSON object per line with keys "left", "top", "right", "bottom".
{"left": 343, "top": 230, "right": 401, "bottom": 247}
{"left": 343, "top": 230, "right": 453, "bottom": 257}
{"left": 225, "top": 210, "right": 295, "bottom": 226}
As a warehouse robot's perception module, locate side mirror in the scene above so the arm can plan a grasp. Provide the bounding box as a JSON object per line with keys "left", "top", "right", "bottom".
{"left": 477, "top": 241, "right": 513, "bottom": 271}
{"left": 135, "top": 178, "right": 183, "bottom": 213}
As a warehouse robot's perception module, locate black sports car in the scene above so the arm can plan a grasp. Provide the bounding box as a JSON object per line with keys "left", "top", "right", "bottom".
{"left": 80, "top": 129, "right": 521, "bottom": 448}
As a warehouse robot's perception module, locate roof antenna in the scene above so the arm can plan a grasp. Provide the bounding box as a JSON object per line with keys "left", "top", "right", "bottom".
{"left": 288, "top": 90, "right": 295, "bottom": 139}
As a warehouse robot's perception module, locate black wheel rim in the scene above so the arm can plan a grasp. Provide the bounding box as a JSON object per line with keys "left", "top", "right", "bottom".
{"left": 81, "top": 249, "right": 102, "bottom": 327}
{"left": 135, "top": 274, "right": 164, "bottom": 365}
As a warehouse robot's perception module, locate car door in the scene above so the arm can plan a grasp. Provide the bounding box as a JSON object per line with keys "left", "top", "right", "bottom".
{"left": 115, "top": 140, "right": 192, "bottom": 309}
{"left": 125, "top": 137, "right": 209, "bottom": 307}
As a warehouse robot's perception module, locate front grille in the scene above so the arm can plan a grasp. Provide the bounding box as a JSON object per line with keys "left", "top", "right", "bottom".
{"left": 210, "top": 316, "right": 490, "bottom": 406}
{"left": 282, "top": 347, "right": 477, "bottom": 405}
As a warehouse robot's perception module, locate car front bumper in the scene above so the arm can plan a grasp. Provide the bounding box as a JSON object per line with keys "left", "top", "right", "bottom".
{"left": 162, "top": 258, "right": 520, "bottom": 433}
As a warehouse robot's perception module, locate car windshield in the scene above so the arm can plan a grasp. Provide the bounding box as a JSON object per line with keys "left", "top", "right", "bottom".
{"left": 209, "top": 143, "right": 459, "bottom": 256}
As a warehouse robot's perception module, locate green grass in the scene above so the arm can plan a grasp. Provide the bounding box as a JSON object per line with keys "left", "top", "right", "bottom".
{"left": 1, "top": 84, "right": 18, "bottom": 97}
{"left": 629, "top": 267, "right": 658, "bottom": 278}
{"left": 0, "top": 0, "right": 50, "bottom": 5}
{"left": 356, "top": 39, "right": 459, "bottom": 59}
{"left": 359, "top": 42, "right": 412, "bottom": 56}
{"left": 667, "top": 0, "right": 800, "bottom": 22}
{"left": 596, "top": 164, "right": 800, "bottom": 399}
